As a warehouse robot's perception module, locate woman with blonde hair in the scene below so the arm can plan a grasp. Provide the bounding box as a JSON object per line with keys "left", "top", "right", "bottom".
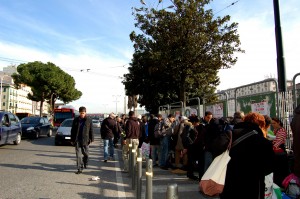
{"left": 220, "top": 112, "right": 275, "bottom": 199}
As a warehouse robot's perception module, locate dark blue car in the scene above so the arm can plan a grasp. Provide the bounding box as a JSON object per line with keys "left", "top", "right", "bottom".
{"left": 0, "top": 111, "right": 22, "bottom": 145}
{"left": 21, "top": 117, "right": 52, "bottom": 139}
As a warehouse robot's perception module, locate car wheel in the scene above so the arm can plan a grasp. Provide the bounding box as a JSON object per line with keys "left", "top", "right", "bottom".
{"left": 47, "top": 129, "right": 52, "bottom": 137}
{"left": 55, "top": 140, "right": 60, "bottom": 146}
{"left": 13, "top": 133, "right": 21, "bottom": 145}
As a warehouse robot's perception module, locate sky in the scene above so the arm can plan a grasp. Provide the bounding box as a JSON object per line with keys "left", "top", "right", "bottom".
{"left": 0, "top": 0, "right": 299, "bottom": 114}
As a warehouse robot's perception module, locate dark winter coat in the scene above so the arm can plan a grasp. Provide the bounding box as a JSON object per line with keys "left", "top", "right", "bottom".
{"left": 148, "top": 118, "right": 160, "bottom": 145}
{"left": 100, "top": 117, "right": 118, "bottom": 139}
{"left": 203, "top": 118, "right": 220, "bottom": 153}
{"left": 291, "top": 104, "right": 300, "bottom": 177}
{"left": 180, "top": 122, "right": 195, "bottom": 149}
{"left": 125, "top": 117, "right": 141, "bottom": 140}
{"left": 71, "top": 116, "right": 94, "bottom": 146}
{"left": 220, "top": 122, "right": 275, "bottom": 199}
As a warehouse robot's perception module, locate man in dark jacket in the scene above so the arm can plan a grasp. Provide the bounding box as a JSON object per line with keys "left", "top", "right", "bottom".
{"left": 71, "top": 106, "right": 94, "bottom": 174}
{"left": 201, "top": 111, "right": 215, "bottom": 172}
{"left": 122, "top": 111, "right": 141, "bottom": 172}
{"left": 100, "top": 113, "right": 118, "bottom": 162}
{"left": 181, "top": 116, "right": 200, "bottom": 180}
{"left": 148, "top": 114, "right": 162, "bottom": 166}
{"left": 114, "top": 116, "right": 123, "bottom": 148}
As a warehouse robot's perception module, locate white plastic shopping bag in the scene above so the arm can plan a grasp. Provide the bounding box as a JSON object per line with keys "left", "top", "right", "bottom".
{"left": 265, "top": 173, "right": 273, "bottom": 199}
{"left": 199, "top": 150, "right": 231, "bottom": 196}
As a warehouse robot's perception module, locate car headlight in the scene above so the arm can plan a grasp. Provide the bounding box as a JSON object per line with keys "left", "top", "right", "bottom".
{"left": 27, "top": 127, "right": 34, "bottom": 131}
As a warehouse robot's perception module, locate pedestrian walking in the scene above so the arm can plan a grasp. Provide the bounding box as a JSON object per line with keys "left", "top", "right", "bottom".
{"left": 101, "top": 113, "right": 118, "bottom": 162}
{"left": 71, "top": 106, "right": 94, "bottom": 174}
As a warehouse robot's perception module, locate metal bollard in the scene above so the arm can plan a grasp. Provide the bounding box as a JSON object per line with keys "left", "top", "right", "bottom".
{"left": 166, "top": 184, "right": 178, "bottom": 199}
{"left": 131, "top": 142, "right": 136, "bottom": 190}
{"left": 136, "top": 148, "right": 142, "bottom": 199}
{"left": 146, "top": 159, "right": 153, "bottom": 199}
{"left": 128, "top": 140, "right": 132, "bottom": 177}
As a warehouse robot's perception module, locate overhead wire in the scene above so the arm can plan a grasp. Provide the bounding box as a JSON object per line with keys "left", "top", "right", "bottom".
{"left": 214, "top": 0, "right": 240, "bottom": 15}
{"left": 0, "top": 56, "right": 27, "bottom": 64}
{"left": 0, "top": 55, "right": 128, "bottom": 78}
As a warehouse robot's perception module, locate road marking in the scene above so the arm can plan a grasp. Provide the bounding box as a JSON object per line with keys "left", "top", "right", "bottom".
{"left": 115, "top": 152, "right": 127, "bottom": 198}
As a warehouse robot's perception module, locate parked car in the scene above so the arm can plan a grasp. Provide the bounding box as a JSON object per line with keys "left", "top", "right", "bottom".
{"left": 92, "top": 119, "right": 100, "bottom": 128}
{"left": 55, "top": 118, "right": 73, "bottom": 145}
{"left": 21, "top": 117, "right": 52, "bottom": 139}
{"left": 0, "top": 111, "right": 22, "bottom": 146}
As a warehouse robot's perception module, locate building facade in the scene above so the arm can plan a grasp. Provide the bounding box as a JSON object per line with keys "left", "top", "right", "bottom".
{"left": 0, "top": 74, "right": 49, "bottom": 115}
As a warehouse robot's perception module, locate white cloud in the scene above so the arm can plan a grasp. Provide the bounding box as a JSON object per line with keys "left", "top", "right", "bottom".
{"left": 0, "top": 41, "right": 129, "bottom": 114}
{"left": 217, "top": 7, "right": 300, "bottom": 91}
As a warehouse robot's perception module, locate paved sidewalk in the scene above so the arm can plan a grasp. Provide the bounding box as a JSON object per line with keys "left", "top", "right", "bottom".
{"left": 113, "top": 145, "right": 219, "bottom": 199}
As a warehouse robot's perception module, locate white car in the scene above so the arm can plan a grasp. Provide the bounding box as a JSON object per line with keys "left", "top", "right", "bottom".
{"left": 92, "top": 119, "right": 101, "bottom": 128}
{"left": 55, "top": 118, "right": 73, "bottom": 145}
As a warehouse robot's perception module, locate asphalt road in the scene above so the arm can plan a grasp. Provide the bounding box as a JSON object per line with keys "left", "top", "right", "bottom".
{"left": 0, "top": 128, "right": 208, "bottom": 199}
{"left": 0, "top": 128, "right": 136, "bottom": 199}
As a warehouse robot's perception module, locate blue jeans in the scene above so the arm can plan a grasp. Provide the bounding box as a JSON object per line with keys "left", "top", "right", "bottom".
{"left": 103, "top": 138, "right": 114, "bottom": 160}
{"left": 151, "top": 145, "right": 160, "bottom": 166}
{"left": 160, "top": 136, "right": 170, "bottom": 167}
{"left": 203, "top": 151, "right": 213, "bottom": 173}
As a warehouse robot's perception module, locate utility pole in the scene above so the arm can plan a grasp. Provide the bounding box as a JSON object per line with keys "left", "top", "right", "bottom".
{"left": 124, "top": 96, "right": 127, "bottom": 114}
{"left": 113, "top": 95, "right": 121, "bottom": 114}
{"left": 273, "top": 0, "right": 287, "bottom": 92}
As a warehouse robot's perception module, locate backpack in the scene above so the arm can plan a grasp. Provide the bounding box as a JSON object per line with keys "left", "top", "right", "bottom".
{"left": 283, "top": 173, "right": 300, "bottom": 199}
{"left": 186, "top": 125, "right": 195, "bottom": 145}
{"left": 182, "top": 125, "right": 196, "bottom": 146}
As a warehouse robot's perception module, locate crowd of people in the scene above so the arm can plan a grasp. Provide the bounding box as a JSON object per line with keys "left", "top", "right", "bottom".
{"left": 70, "top": 105, "right": 300, "bottom": 199}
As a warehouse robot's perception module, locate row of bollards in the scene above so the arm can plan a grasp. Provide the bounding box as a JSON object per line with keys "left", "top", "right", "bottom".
{"left": 127, "top": 139, "right": 178, "bottom": 199}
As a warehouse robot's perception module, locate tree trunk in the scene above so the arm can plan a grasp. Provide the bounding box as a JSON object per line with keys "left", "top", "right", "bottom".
{"left": 179, "top": 76, "right": 186, "bottom": 109}
{"left": 50, "top": 93, "right": 56, "bottom": 115}
{"left": 39, "top": 92, "right": 44, "bottom": 117}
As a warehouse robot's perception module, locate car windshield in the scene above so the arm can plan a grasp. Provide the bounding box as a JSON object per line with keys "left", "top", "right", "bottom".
{"left": 21, "top": 117, "right": 39, "bottom": 124}
{"left": 60, "top": 119, "right": 73, "bottom": 127}
{"left": 92, "top": 120, "right": 99, "bottom": 123}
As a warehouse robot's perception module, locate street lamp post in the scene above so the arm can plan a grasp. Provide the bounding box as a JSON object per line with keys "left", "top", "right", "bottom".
{"left": 113, "top": 95, "right": 121, "bottom": 114}
{"left": 273, "top": 0, "right": 287, "bottom": 92}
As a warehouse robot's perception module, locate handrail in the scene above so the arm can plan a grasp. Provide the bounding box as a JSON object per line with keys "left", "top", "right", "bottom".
{"left": 293, "top": 73, "right": 300, "bottom": 108}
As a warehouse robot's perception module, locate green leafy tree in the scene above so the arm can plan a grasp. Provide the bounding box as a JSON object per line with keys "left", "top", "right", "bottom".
{"left": 12, "top": 61, "right": 82, "bottom": 116}
{"left": 123, "top": 0, "right": 243, "bottom": 113}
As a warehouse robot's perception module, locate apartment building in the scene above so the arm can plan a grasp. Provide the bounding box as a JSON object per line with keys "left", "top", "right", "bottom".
{"left": 0, "top": 67, "right": 49, "bottom": 115}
